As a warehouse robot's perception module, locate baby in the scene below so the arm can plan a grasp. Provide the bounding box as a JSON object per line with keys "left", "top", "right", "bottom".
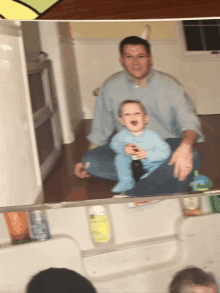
{"left": 110, "top": 100, "right": 171, "bottom": 193}
{"left": 26, "top": 268, "right": 97, "bottom": 293}
{"left": 169, "top": 266, "right": 218, "bottom": 293}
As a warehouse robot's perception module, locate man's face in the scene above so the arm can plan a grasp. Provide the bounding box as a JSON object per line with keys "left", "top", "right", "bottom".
{"left": 120, "top": 44, "right": 153, "bottom": 81}
{"left": 119, "top": 103, "right": 148, "bottom": 133}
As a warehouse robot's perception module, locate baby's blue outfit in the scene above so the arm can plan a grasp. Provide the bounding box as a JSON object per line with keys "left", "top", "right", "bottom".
{"left": 110, "top": 128, "right": 171, "bottom": 193}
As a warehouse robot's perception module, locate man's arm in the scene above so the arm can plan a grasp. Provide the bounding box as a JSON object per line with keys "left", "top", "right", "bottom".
{"left": 87, "top": 85, "right": 115, "bottom": 147}
{"left": 167, "top": 83, "right": 203, "bottom": 181}
{"left": 173, "top": 87, "right": 203, "bottom": 143}
{"left": 168, "top": 129, "right": 198, "bottom": 181}
{"left": 181, "top": 129, "right": 198, "bottom": 148}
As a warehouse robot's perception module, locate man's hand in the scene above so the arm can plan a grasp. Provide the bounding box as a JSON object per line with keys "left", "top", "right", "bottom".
{"left": 134, "top": 146, "right": 147, "bottom": 160}
{"left": 168, "top": 143, "right": 193, "bottom": 181}
{"left": 89, "top": 142, "right": 99, "bottom": 150}
{"left": 74, "top": 162, "right": 91, "bottom": 179}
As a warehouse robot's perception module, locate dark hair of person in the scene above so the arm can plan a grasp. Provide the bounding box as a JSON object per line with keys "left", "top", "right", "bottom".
{"left": 119, "top": 36, "right": 151, "bottom": 55}
{"left": 26, "top": 268, "right": 97, "bottom": 293}
{"left": 169, "top": 266, "right": 218, "bottom": 293}
{"left": 118, "top": 99, "right": 147, "bottom": 118}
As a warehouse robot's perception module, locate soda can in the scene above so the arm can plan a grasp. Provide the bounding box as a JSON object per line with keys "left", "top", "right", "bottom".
{"left": 29, "top": 210, "right": 51, "bottom": 241}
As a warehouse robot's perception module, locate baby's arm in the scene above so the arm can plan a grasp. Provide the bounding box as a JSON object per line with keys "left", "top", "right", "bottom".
{"left": 145, "top": 132, "right": 171, "bottom": 162}
{"left": 110, "top": 131, "right": 130, "bottom": 154}
{"left": 110, "top": 131, "right": 138, "bottom": 156}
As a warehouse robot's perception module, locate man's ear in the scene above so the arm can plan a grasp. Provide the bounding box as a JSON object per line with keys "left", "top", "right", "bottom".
{"left": 144, "top": 115, "right": 149, "bottom": 124}
{"left": 149, "top": 54, "right": 154, "bottom": 66}
{"left": 120, "top": 55, "right": 125, "bottom": 67}
{"left": 119, "top": 117, "right": 126, "bottom": 126}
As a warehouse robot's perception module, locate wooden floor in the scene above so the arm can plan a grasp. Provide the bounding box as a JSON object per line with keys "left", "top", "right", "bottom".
{"left": 43, "top": 116, "right": 220, "bottom": 203}
{"left": 41, "top": 0, "right": 220, "bottom": 20}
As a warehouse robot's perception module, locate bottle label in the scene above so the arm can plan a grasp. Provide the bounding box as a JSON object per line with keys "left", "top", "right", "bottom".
{"left": 182, "top": 197, "right": 202, "bottom": 216}
{"left": 90, "top": 215, "right": 110, "bottom": 243}
{"left": 183, "top": 197, "right": 199, "bottom": 210}
{"left": 29, "top": 210, "right": 50, "bottom": 241}
{"left": 4, "top": 212, "right": 30, "bottom": 243}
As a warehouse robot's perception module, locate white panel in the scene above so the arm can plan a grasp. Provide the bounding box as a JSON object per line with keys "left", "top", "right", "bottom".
{"left": 0, "top": 204, "right": 220, "bottom": 292}
{"left": 110, "top": 198, "right": 181, "bottom": 244}
{"left": 60, "top": 40, "right": 84, "bottom": 129}
{"left": 84, "top": 238, "right": 178, "bottom": 279}
{"left": 46, "top": 206, "right": 94, "bottom": 251}
{"left": 38, "top": 22, "right": 74, "bottom": 144}
{"left": 0, "top": 22, "right": 43, "bottom": 207}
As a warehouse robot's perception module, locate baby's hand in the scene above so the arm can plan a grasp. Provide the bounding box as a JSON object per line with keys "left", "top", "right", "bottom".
{"left": 124, "top": 144, "right": 137, "bottom": 156}
{"left": 134, "top": 146, "right": 147, "bottom": 159}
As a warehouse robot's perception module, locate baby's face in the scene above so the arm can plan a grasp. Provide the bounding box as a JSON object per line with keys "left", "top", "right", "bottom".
{"left": 120, "top": 103, "right": 148, "bottom": 133}
{"left": 193, "top": 286, "right": 217, "bottom": 293}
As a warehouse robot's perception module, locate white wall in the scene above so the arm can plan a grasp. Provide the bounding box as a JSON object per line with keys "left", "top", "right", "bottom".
{"left": 73, "top": 38, "right": 220, "bottom": 118}
{"left": 38, "top": 22, "right": 75, "bottom": 144}
{"left": 69, "top": 21, "right": 176, "bottom": 40}
{"left": 74, "top": 39, "right": 123, "bottom": 119}
{"left": 59, "top": 35, "right": 85, "bottom": 130}
{"left": 21, "top": 21, "right": 41, "bottom": 62}
{"left": 0, "top": 21, "right": 43, "bottom": 207}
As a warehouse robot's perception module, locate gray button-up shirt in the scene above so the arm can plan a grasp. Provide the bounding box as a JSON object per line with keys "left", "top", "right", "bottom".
{"left": 88, "top": 69, "right": 203, "bottom": 146}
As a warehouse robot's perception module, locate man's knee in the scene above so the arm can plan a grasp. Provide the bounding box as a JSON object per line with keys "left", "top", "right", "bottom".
{"left": 82, "top": 144, "right": 118, "bottom": 180}
{"left": 82, "top": 148, "right": 96, "bottom": 163}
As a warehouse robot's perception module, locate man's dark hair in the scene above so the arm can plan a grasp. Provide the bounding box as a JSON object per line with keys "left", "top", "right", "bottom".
{"left": 118, "top": 99, "right": 147, "bottom": 118}
{"left": 169, "top": 266, "right": 218, "bottom": 293}
{"left": 26, "top": 268, "right": 97, "bottom": 293}
{"left": 119, "top": 36, "right": 151, "bottom": 55}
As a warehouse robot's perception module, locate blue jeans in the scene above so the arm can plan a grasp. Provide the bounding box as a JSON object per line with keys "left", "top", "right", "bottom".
{"left": 82, "top": 138, "right": 201, "bottom": 197}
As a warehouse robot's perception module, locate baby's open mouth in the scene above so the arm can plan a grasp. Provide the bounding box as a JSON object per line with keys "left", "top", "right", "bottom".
{"left": 131, "top": 120, "right": 138, "bottom": 126}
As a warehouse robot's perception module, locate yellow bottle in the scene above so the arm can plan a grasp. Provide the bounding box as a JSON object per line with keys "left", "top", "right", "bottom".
{"left": 88, "top": 205, "right": 114, "bottom": 247}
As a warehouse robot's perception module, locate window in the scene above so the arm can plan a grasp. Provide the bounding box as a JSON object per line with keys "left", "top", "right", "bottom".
{"left": 27, "top": 60, "right": 62, "bottom": 181}
{"left": 175, "top": 19, "right": 220, "bottom": 60}
{"left": 183, "top": 19, "right": 220, "bottom": 52}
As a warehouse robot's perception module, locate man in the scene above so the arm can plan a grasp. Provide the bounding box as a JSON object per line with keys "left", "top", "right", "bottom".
{"left": 169, "top": 267, "right": 219, "bottom": 293}
{"left": 75, "top": 36, "right": 203, "bottom": 196}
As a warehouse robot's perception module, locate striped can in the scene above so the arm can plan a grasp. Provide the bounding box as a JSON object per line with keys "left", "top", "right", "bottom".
{"left": 29, "top": 210, "right": 51, "bottom": 241}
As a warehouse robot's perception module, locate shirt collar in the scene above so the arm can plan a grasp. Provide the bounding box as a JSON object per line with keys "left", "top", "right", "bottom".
{"left": 124, "top": 68, "right": 154, "bottom": 88}
{"left": 131, "top": 129, "right": 145, "bottom": 137}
